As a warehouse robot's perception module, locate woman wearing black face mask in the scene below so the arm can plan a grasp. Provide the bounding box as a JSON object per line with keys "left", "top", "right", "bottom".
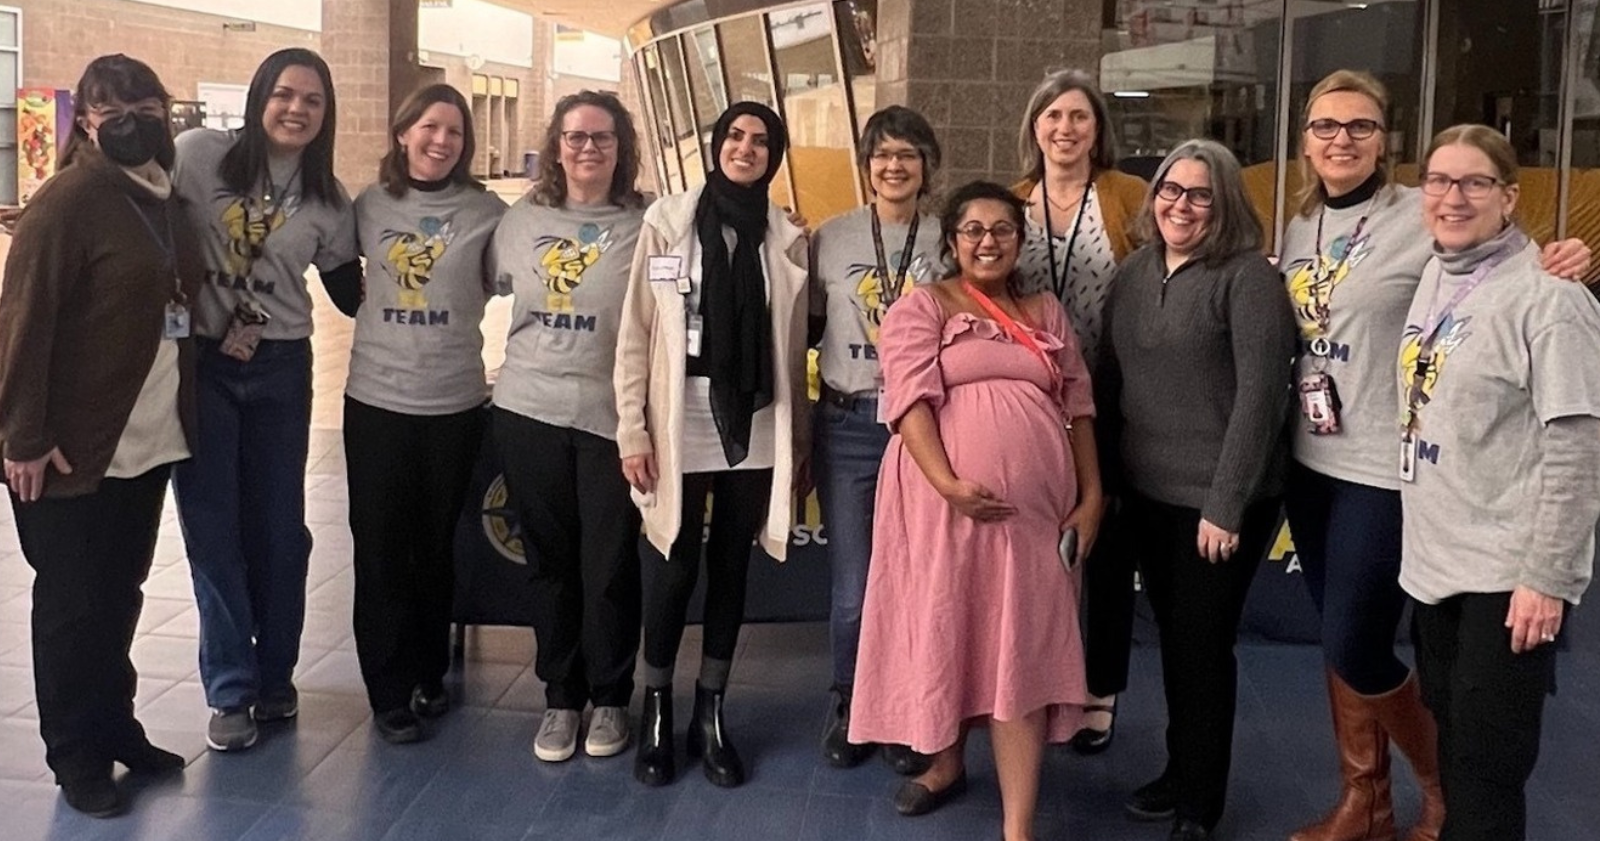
{"left": 0, "top": 54, "right": 201, "bottom": 818}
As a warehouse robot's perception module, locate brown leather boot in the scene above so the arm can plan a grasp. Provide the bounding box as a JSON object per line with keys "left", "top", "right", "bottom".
{"left": 1290, "top": 669, "right": 1397, "bottom": 841}
{"left": 1369, "top": 672, "right": 1443, "bottom": 841}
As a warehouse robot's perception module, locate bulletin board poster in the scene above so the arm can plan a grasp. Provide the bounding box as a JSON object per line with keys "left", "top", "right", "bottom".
{"left": 18, "top": 88, "right": 73, "bottom": 207}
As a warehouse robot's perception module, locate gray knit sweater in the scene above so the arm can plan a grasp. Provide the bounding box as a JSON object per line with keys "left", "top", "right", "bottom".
{"left": 1100, "top": 245, "right": 1297, "bottom": 531}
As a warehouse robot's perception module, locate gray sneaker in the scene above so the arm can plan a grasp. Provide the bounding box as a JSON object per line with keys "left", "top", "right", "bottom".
{"left": 532, "top": 709, "right": 581, "bottom": 762}
{"left": 255, "top": 685, "right": 299, "bottom": 722}
{"left": 584, "top": 706, "right": 631, "bottom": 757}
{"left": 206, "top": 707, "right": 258, "bottom": 752}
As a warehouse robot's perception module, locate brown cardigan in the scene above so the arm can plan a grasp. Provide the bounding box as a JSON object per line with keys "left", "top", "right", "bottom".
{"left": 0, "top": 147, "right": 201, "bottom": 498}
{"left": 1012, "top": 168, "right": 1149, "bottom": 263}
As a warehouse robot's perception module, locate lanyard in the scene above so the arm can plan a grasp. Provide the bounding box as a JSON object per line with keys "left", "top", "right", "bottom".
{"left": 870, "top": 204, "right": 921, "bottom": 308}
{"left": 1401, "top": 246, "right": 1511, "bottom": 433}
{"left": 1307, "top": 195, "right": 1379, "bottom": 341}
{"left": 962, "top": 280, "right": 1056, "bottom": 378}
{"left": 1041, "top": 179, "right": 1092, "bottom": 301}
{"left": 123, "top": 194, "right": 184, "bottom": 301}
{"left": 262, "top": 160, "right": 303, "bottom": 215}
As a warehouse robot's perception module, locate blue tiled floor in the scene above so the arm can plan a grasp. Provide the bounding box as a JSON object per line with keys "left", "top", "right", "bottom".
{"left": 0, "top": 468, "right": 1595, "bottom": 841}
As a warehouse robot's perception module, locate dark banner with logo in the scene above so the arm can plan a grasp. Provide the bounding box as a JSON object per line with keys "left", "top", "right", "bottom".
{"left": 453, "top": 418, "right": 1323, "bottom": 643}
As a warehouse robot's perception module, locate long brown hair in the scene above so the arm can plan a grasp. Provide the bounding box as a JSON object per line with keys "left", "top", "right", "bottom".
{"left": 1016, "top": 69, "right": 1118, "bottom": 185}
{"left": 1293, "top": 69, "right": 1393, "bottom": 218}
{"left": 377, "top": 84, "right": 482, "bottom": 198}
{"left": 531, "top": 90, "right": 644, "bottom": 209}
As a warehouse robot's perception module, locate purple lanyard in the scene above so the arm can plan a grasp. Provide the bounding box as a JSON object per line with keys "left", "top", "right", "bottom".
{"left": 1402, "top": 246, "right": 1511, "bottom": 432}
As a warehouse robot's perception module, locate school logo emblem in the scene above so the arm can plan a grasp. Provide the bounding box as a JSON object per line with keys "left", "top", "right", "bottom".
{"left": 1285, "top": 230, "right": 1373, "bottom": 338}
{"left": 536, "top": 223, "right": 614, "bottom": 312}
{"left": 848, "top": 253, "right": 930, "bottom": 344}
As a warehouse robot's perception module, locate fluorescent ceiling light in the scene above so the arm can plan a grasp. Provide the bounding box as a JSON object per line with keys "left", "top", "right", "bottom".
{"left": 1114, "top": 90, "right": 1151, "bottom": 98}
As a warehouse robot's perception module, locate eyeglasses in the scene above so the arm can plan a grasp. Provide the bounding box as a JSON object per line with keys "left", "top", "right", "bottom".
{"left": 1419, "top": 172, "right": 1504, "bottom": 199}
{"left": 869, "top": 150, "right": 922, "bottom": 165}
{"left": 1154, "top": 181, "right": 1215, "bottom": 208}
{"left": 954, "top": 222, "right": 1020, "bottom": 243}
{"left": 1306, "top": 118, "right": 1384, "bottom": 140}
{"left": 560, "top": 130, "right": 617, "bottom": 150}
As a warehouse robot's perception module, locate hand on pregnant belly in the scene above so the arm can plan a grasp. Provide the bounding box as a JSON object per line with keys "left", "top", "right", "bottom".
{"left": 936, "top": 477, "right": 1018, "bottom": 522}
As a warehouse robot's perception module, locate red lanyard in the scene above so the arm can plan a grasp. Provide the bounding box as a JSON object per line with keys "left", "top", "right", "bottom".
{"left": 961, "top": 280, "right": 1057, "bottom": 378}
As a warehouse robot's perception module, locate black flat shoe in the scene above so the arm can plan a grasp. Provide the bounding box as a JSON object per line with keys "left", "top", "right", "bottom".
{"left": 1068, "top": 701, "right": 1116, "bottom": 755}
{"left": 686, "top": 682, "right": 745, "bottom": 788}
{"left": 821, "top": 686, "right": 873, "bottom": 769}
{"left": 1169, "top": 818, "right": 1211, "bottom": 840}
{"left": 882, "top": 743, "right": 932, "bottom": 776}
{"left": 61, "top": 776, "right": 123, "bottom": 818}
{"left": 634, "top": 686, "right": 675, "bottom": 787}
{"left": 410, "top": 682, "right": 450, "bottom": 719}
{"left": 115, "top": 742, "right": 186, "bottom": 775}
{"left": 894, "top": 772, "right": 968, "bottom": 816}
{"left": 374, "top": 708, "right": 425, "bottom": 744}
{"left": 1125, "top": 773, "right": 1177, "bottom": 822}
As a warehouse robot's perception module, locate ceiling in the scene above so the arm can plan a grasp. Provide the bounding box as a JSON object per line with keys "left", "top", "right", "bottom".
{"left": 494, "top": 0, "right": 666, "bottom": 40}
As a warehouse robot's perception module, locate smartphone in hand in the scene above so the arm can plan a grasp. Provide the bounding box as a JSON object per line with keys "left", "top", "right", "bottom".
{"left": 1059, "top": 527, "right": 1079, "bottom": 571}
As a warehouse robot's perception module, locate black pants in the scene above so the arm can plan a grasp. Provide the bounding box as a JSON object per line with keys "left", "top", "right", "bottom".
{"left": 1082, "top": 504, "right": 1137, "bottom": 697}
{"left": 11, "top": 466, "right": 170, "bottom": 784}
{"left": 344, "top": 397, "right": 484, "bottom": 713}
{"left": 641, "top": 469, "right": 774, "bottom": 674}
{"left": 494, "top": 408, "right": 642, "bottom": 709}
{"left": 1125, "top": 493, "right": 1278, "bottom": 830}
{"left": 1413, "top": 592, "right": 1556, "bottom": 841}
{"left": 1282, "top": 461, "right": 1410, "bottom": 695}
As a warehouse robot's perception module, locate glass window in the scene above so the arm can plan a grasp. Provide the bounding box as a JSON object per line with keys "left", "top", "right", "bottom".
{"left": 684, "top": 27, "right": 728, "bottom": 187}
{"left": 658, "top": 35, "right": 705, "bottom": 189}
{"left": 1100, "top": 1, "right": 1285, "bottom": 245}
{"left": 835, "top": 0, "right": 877, "bottom": 133}
{"left": 718, "top": 15, "right": 777, "bottom": 108}
{"left": 1431, "top": 0, "right": 1567, "bottom": 244}
{"left": 768, "top": 3, "right": 859, "bottom": 222}
{"left": 641, "top": 45, "right": 684, "bottom": 192}
{"left": 1568, "top": 0, "right": 1599, "bottom": 283}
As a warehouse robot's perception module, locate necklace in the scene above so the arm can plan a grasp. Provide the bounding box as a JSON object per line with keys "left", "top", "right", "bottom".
{"left": 1043, "top": 186, "right": 1086, "bottom": 214}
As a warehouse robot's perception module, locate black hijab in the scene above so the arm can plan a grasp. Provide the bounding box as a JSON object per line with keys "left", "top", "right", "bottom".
{"left": 694, "top": 101, "right": 788, "bottom": 466}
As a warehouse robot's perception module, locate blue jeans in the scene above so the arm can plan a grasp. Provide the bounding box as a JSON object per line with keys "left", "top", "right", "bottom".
{"left": 173, "top": 338, "right": 313, "bottom": 709}
{"left": 812, "top": 395, "right": 890, "bottom": 688}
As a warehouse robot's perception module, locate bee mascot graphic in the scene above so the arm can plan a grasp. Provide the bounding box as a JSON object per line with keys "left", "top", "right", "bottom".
{"left": 848, "top": 253, "right": 929, "bottom": 344}
{"left": 535, "top": 222, "right": 614, "bottom": 313}
{"left": 218, "top": 192, "right": 296, "bottom": 282}
{"left": 1398, "top": 313, "right": 1472, "bottom": 421}
{"left": 1284, "top": 229, "right": 1374, "bottom": 338}
{"left": 382, "top": 216, "right": 456, "bottom": 309}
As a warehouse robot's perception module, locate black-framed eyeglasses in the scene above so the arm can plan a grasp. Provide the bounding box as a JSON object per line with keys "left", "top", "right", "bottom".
{"left": 954, "top": 222, "right": 1020, "bottom": 243}
{"left": 1306, "top": 118, "right": 1383, "bottom": 140}
{"left": 1154, "top": 181, "right": 1215, "bottom": 208}
{"left": 560, "top": 130, "right": 617, "bottom": 150}
{"left": 1419, "top": 172, "right": 1503, "bottom": 199}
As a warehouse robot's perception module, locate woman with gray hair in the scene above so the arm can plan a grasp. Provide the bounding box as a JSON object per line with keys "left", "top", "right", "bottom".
{"left": 1010, "top": 69, "right": 1149, "bottom": 754}
{"left": 1097, "top": 139, "right": 1296, "bottom": 841}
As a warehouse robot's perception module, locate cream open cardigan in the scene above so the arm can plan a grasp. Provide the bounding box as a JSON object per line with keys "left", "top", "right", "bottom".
{"left": 613, "top": 186, "right": 810, "bottom": 561}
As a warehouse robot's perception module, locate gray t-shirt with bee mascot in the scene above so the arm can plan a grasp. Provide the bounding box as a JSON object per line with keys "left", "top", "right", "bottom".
{"left": 172, "top": 128, "right": 358, "bottom": 340}
{"left": 808, "top": 205, "right": 944, "bottom": 396}
{"left": 347, "top": 181, "right": 507, "bottom": 415}
{"left": 491, "top": 194, "right": 646, "bottom": 441}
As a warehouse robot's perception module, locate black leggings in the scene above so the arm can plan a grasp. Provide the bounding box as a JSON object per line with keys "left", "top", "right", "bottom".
{"left": 641, "top": 469, "right": 774, "bottom": 673}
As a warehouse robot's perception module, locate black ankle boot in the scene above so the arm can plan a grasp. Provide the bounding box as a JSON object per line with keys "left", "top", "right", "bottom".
{"left": 821, "top": 685, "right": 873, "bottom": 768}
{"left": 633, "top": 686, "right": 674, "bottom": 787}
{"left": 686, "top": 682, "right": 745, "bottom": 787}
